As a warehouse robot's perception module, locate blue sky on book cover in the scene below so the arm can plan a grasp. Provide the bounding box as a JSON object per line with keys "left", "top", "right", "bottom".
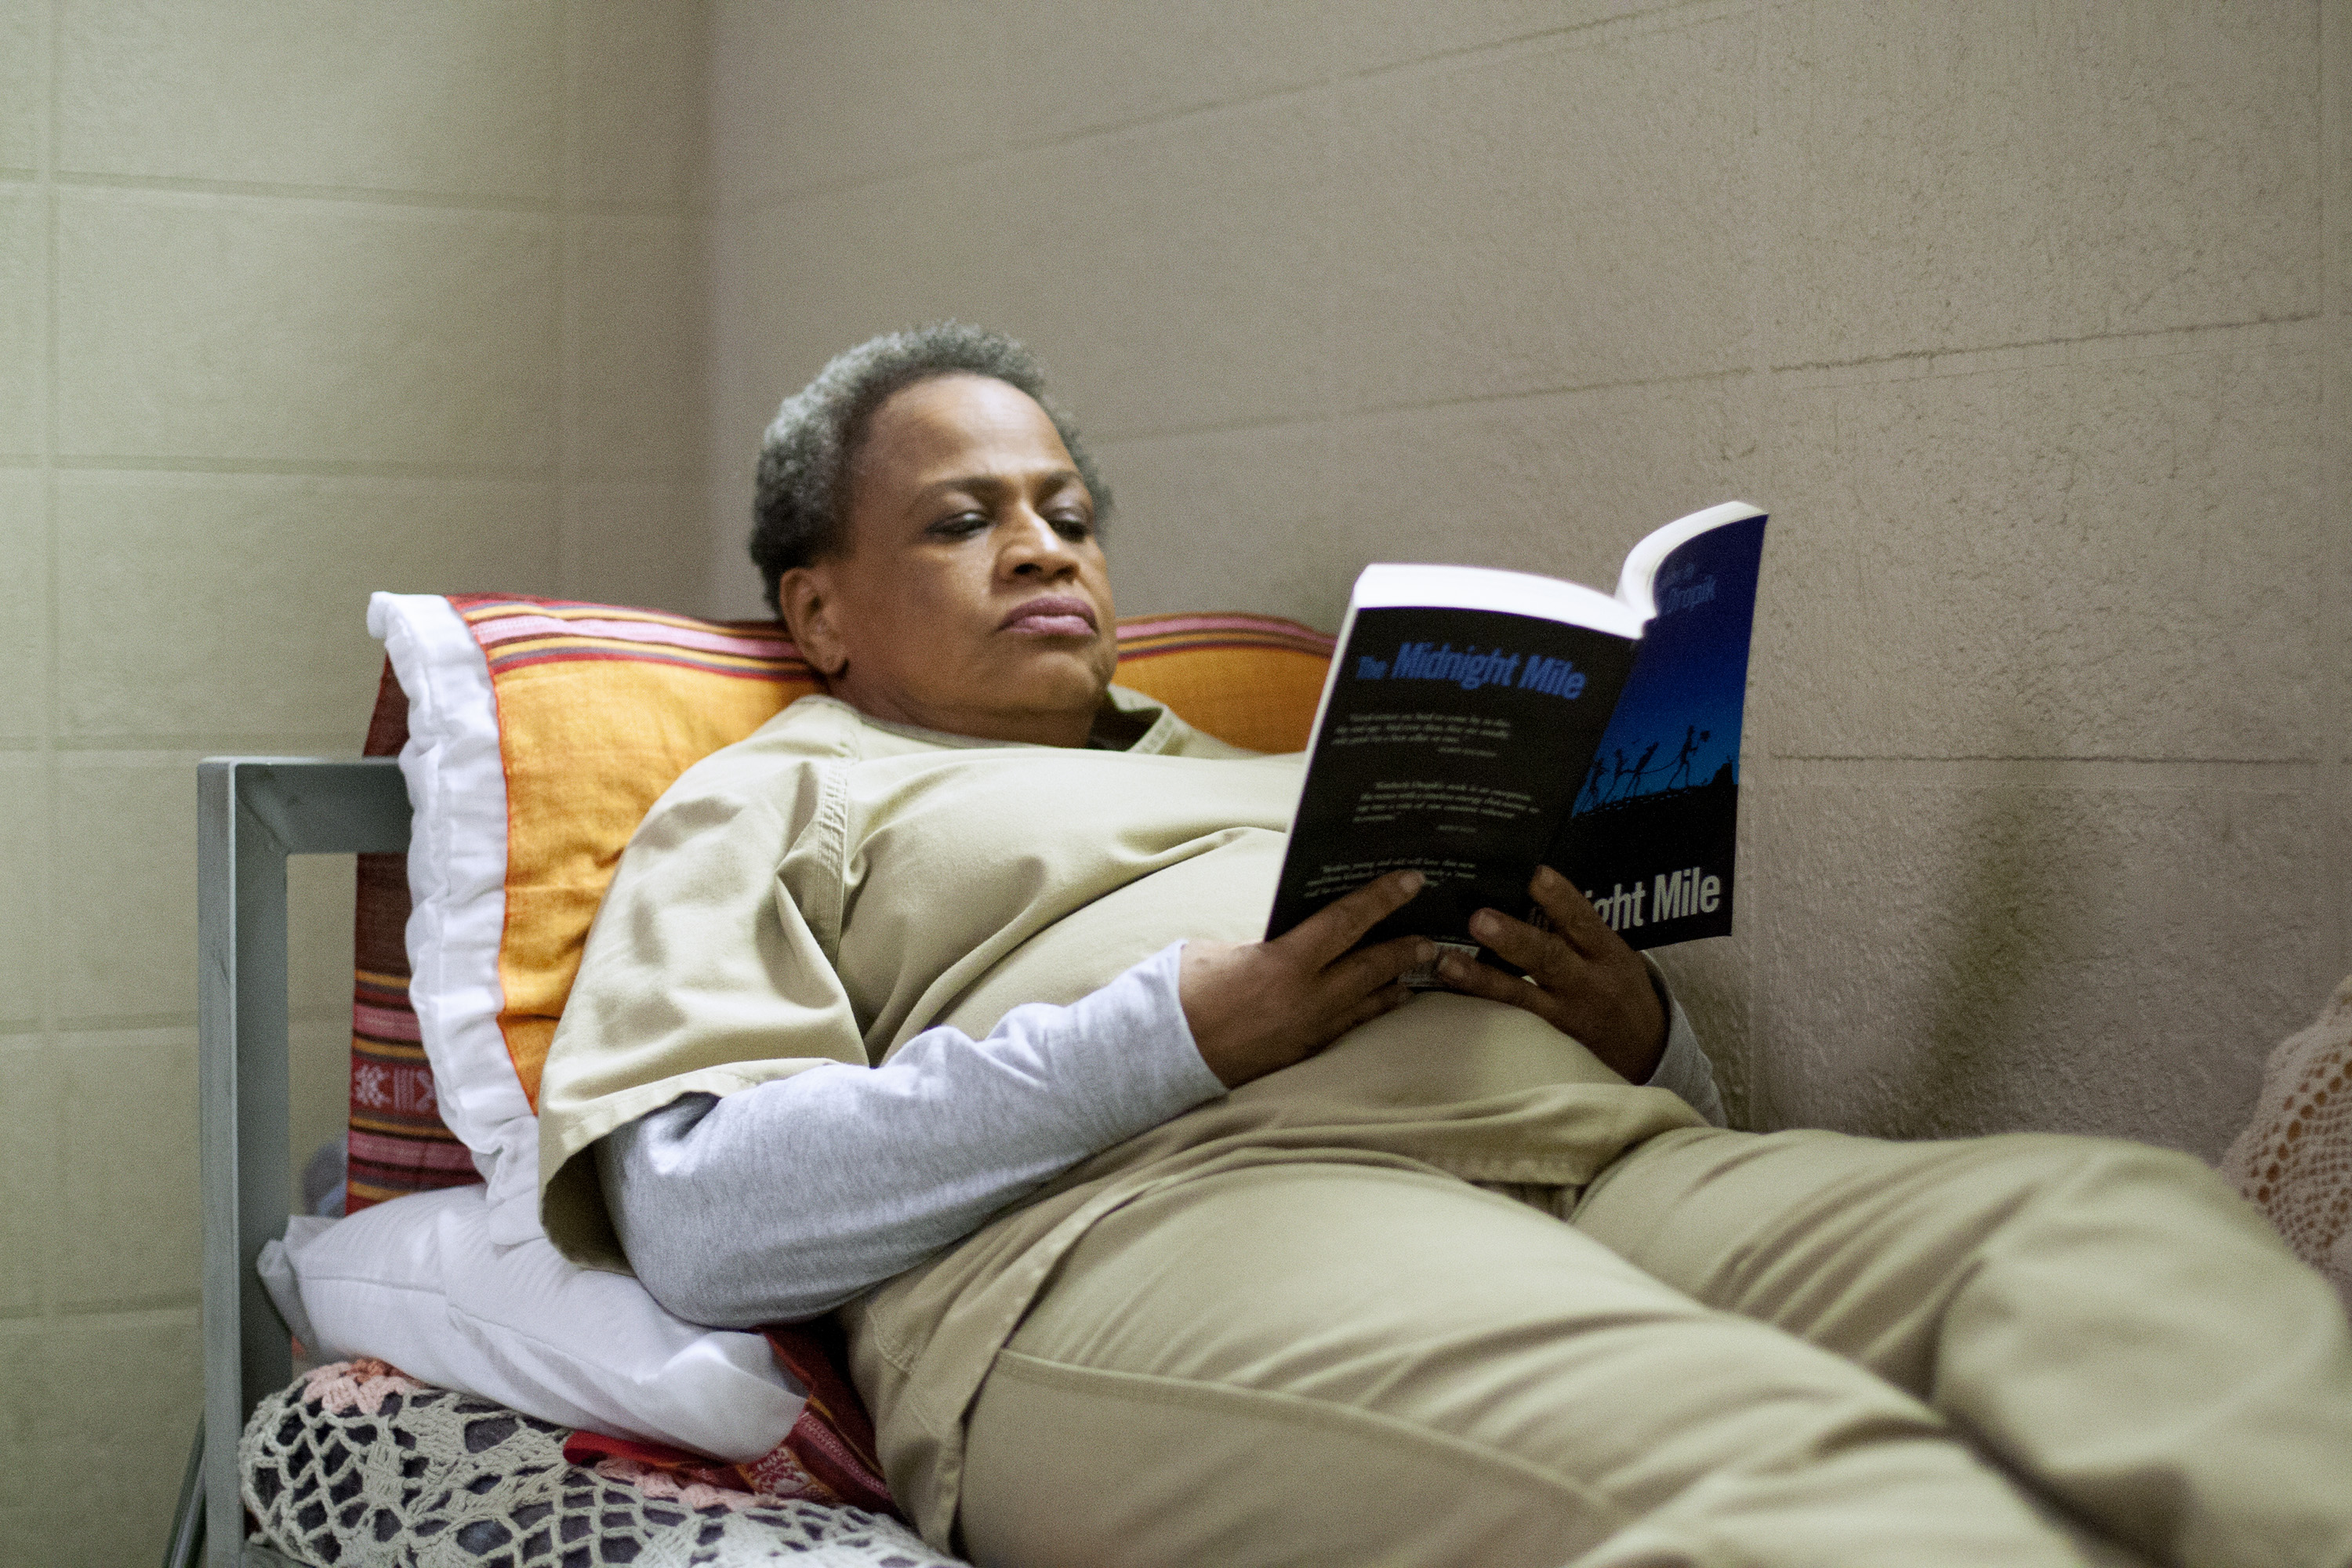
{"left": 1573, "top": 514, "right": 1766, "bottom": 815}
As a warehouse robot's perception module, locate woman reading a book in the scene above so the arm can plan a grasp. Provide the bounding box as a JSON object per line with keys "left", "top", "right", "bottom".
{"left": 536, "top": 325, "right": 2350, "bottom": 1568}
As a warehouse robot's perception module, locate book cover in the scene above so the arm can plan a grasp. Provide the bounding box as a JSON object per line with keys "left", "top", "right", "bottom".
{"left": 1265, "top": 504, "right": 1766, "bottom": 961}
{"left": 1548, "top": 512, "right": 1766, "bottom": 947}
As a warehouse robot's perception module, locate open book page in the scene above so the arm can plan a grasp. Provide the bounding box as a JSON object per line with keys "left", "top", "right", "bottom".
{"left": 1546, "top": 510, "right": 1767, "bottom": 949}
{"left": 1265, "top": 586, "right": 1639, "bottom": 953}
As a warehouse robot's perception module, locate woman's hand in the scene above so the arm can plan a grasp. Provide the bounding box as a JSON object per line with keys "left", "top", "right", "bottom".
{"left": 1432, "top": 865, "right": 1667, "bottom": 1083}
{"left": 1179, "top": 870, "right": 1436, "bottom": 1089}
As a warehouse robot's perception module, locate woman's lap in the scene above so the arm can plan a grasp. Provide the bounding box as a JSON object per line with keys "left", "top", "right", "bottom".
{"left": 954, "top": 1135, "right": 2295, "bottom": 1568}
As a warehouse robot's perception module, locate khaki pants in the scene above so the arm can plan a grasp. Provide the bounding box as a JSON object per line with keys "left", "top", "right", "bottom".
{"left": 959, "top": 1129, "right": 2352, "bottom": 1568}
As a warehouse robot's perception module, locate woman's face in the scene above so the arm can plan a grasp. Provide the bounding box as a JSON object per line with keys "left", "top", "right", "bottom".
{"left": 778, "top": 372, "right": 1119, "bottom": 747}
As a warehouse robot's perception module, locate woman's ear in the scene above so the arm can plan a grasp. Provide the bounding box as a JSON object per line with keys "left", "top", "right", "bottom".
{"left": 778, "top": 566, "right": 848, "bottom": 677}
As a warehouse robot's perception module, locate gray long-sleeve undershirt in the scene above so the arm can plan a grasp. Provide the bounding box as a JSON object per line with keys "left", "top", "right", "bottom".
{"left": 598, "top": 942, "right": 1726, "bottom": 1328}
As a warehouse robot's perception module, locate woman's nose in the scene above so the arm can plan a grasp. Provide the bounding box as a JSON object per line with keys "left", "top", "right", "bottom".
{"left": 1001, "top": 510, "right": 1080, "bottom": 575}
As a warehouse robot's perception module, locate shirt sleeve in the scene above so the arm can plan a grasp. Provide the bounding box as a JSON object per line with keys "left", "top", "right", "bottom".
{"left": 597, "top": 941, "right": 1225, "bottom": 1327}
{"left": 1640, "top": 956, "right": 1727, "bottom": 1127}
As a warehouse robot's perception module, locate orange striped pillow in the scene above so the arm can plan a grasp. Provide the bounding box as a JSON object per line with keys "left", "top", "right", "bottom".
{"left": 349, "top": 599, "right": 1332, "bottom": 1210}
{"left": 1108, "top": 612, "right": 1335, "bottom": 753}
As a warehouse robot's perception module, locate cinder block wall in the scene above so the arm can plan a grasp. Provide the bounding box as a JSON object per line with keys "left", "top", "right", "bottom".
{"left": 0, "top": 4, "right": 706, "bottom": 1559}
{"left": 2, "top": 2, "right": 2343, "bottom": 1560}
{"left": 704, "top": 2, "right": 2347, "bottom": 1152}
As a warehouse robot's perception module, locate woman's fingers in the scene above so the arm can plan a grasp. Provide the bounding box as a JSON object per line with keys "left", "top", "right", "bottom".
{"left": 1467, "top": 904, "right": 1577, "bottom": 988}
{"left": 1431, "top": 947, "right": 1548, "bottom": 1015}
{"left": 1330, "top": 932, "right": 1437, "bottom": 997}
{"left": 1526, "top": 865, "right": 1610, "bottom": 956}
{"left": 1280, "top": 869, "right": 1425, "bottom": 967}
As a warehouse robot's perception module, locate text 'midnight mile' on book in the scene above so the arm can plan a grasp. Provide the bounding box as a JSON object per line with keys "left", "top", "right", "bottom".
{"left": 1265, "top": 501, "right": 1768, "bottom": 963}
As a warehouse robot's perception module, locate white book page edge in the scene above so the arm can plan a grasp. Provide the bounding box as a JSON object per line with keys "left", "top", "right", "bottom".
{"left": 1612, "top": 501, "right": 1767, "bottom": 621}
{"left": 1352, "top": 562, "right": 1647, "bottom": 641}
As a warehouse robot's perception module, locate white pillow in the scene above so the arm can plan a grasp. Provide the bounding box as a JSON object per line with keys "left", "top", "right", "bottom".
{"left": 283, "top": 1183, "right": 806, "bottom": 1463}
{"left": 368, "top": 592, "right": 542, "bottom": 1240}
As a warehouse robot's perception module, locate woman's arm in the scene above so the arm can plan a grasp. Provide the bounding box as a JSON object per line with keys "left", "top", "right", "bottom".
{"left": 599, "top": 942, "right": 1221, "bottom": 1327}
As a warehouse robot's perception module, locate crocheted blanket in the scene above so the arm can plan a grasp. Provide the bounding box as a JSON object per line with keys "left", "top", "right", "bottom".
{"left": 240, "top": 1359, "right": 967, "bottom": 1566}
{"left": 2221, "top": 972, "right": 2352, "bottom": 1313}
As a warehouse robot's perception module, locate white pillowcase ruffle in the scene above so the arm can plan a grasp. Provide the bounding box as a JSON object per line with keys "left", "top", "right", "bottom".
{"left": 368, "top": 590, "right": 541, "bottom": 1243}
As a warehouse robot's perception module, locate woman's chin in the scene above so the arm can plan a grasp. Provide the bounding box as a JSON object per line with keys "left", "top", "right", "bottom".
{"left": 1003, "top": 671, "right": 1116, "bottom": 724}
{"left": 884, "top": 655, "right": 1111, "bottom": 743}
{"left": 993, "top": 642, "right": 1116, "bottom": 702}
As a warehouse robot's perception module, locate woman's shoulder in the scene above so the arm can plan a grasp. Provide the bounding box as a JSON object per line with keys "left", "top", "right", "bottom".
{"left": 1105, "top": 684, "right": 1294, "bottom": 764}
{"left": 633, "top": 695, "right": 864, "bottom": 837}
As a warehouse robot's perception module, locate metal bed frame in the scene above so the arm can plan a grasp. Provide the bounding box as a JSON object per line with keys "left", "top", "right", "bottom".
{"left": 173, "top": 757, "right": 411, "bottom": 1568}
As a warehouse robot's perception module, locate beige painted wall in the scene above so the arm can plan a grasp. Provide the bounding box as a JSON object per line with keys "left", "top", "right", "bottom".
{"left": 0, "top": 2, "right": 2343, "bottom": 1560}
{"left": 705, "top": 1, "right": 2348, "bottom": 1156}
{"left": 0, "top": 3, "right": 706, "bottom": 1559}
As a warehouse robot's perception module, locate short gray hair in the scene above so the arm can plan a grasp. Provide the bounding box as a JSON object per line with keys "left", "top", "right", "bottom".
{"left": 749, "top": 322, "right": 1112, "bottom": 614}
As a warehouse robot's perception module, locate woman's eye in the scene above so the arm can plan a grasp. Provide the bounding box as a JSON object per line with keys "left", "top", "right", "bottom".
{"left": 1050, "top": 514, "right": 1093, "bottom": 542}
{"left": 931, "top": 512, "right": 989, "bottom": 539}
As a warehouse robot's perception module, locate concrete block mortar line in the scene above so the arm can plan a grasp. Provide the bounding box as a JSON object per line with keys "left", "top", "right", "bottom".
{"left": 0, "top": 1303, "right": 200, "bottom": 1339}
{"left": 1737, "top": 0, "right": 1770, "bottom": 1086}
{"left": 699, "top": 194, "right": 749, "bottom": 616}
{"left": 2322, "top": 0, "right": 2350, "bottom": 988}
{"left": 50, "top": 1014, "right": 199, "bottom": 1036}
{"left": 1767, "top": 758, "right": 2329, "bottom": 789}
{"left": 710, "top": 0, "right": 1763, "bottom": 217}
{"left": 1085, "top": 365, "right": 1755, "bottom": 451}
{"left": 702, "top": 325, "right": 752, "bottom": 618}
{"left": 1766, "top": 314, "right": 2326, "bottom": 392}
{"left": 32, "top": 0, "right": 60, "bottom": 1330}
{"left": 37, "top": 0, "right": 58, "bottom": 1025}
{"left": 1000, "top": 0, "right": 1761, "bottom": 164}
{"left": 49, "top": 732, "right": 364, "bottom": 757}
{"left": 557, "top": 0, "right": 580, "bottom": 598}
{"left": 42, "top": 168, "right": 591, "bottom": 217}
{"left": 49, "top": 454, "right": 561, "bottom": 482}
{"left": 51, "top": 1283, "right": 206, "bottom": 1322}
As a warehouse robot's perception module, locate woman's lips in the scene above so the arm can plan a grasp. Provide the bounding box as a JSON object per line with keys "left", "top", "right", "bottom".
{"left": 1000, "top": 597, "right": 1098, "bottom": 637}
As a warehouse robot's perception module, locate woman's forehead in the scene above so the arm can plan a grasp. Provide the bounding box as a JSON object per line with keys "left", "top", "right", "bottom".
{"left": 860, "top": 373, "right": 1075, "bottom": 486}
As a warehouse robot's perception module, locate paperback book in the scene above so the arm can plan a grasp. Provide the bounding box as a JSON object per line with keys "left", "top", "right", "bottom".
{"left": 1265, "top": 501, "right": 1768, "bottom": 960}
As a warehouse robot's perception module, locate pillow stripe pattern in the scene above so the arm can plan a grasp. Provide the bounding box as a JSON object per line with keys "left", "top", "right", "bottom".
{"left": 351, "top": 596, "right": 1335, "bottom": 1215}
{"left": 461, "top": 599, "right": 815, "bottom": 681}
{"left": 1112, "top": 610, "right": 1334, "bottom": 655}
{"left": 1110, "top": 612, "right": 1334, "bottom": 755}
{"left": 445, "top": 597, "right": 815, "bottom": 1131}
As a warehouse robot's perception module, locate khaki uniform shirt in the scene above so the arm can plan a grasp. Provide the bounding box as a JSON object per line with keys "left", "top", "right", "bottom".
{"left": 539, "top": 688, "right": 1705, "bottom": 1537}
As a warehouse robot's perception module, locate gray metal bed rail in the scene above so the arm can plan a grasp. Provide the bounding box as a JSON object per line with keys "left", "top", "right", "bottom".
{"left": 187, "top": 757, "right": 410, "bottom": 1568}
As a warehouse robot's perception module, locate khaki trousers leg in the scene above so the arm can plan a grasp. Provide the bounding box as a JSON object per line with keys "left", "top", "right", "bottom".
{"left": 958, "top": 1131, "right": 2341, "bottom": 1568}
{"left": 1569, "top": 1127, "right": 2352, "bottom": 1568}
